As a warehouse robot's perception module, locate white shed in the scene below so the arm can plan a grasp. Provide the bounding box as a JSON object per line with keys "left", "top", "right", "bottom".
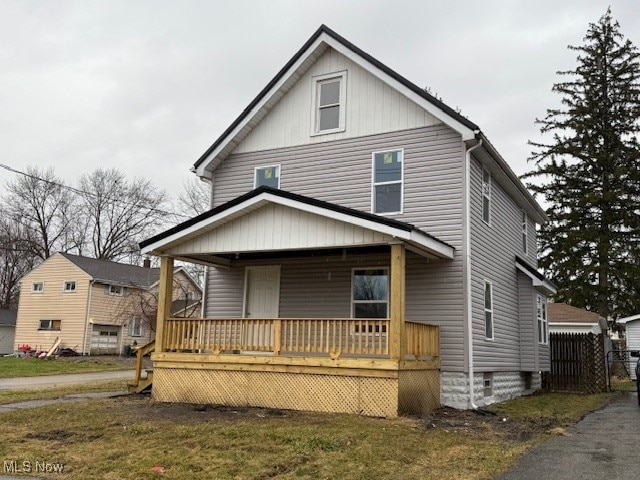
{"left": 619, "top": 314, "right": 640, "bottom": 380}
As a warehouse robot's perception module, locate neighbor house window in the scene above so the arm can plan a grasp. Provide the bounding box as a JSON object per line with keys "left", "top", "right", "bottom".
{"left": 311, "top": 71, "right": 347, "bottom": 134}
{"left": 372, "top": 149, "right": 403, "bottom": 214}
{"left": 108, "top": 285, "right": 124, "bottom": 296}
{"left": 63, "top": 280, "right": 76, "bottom": 292}
{"left": 254, "top": 165, "right": 280, "bottom": 189}
{"left": 482, "top": 167, "right": 491, "bottom": 224}
{"left": 39, "top": 319, "right": 61, "bottom": 331}
{"left": 352, "top": 268, "right": 389, "bottom": 318}
{"left": 32, "top": 282, "right": 44, "bottom": 293}
{"left": 522, "top": 210, "right": 528, "bottom": 254}
{"left": 129, "top": 317, "right": 143, "bottom": 337}
{"left": 537, "top": 295, "right": 548, "bottom": 344}
{"left": 484, "top": 281, "right": 494, "bottom": 340}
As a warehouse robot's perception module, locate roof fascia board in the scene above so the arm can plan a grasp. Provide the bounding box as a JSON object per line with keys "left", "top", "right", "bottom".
{"left": 323, "top": 36, "right": 476, "bottom": 140}
{"left": 194, "top": 36, "right": 327, "bottom": 177}
{"left": 142, "top": 192, "right": 453, "bottom": 259}
{"left": 618, "top": 314, "right": 640, "bottom": 324}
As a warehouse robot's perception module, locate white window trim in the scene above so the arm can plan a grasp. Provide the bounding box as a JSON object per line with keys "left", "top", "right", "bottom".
{"left": 63, "top": 280, "right": 77, "bottom": 293}
{"left": 310, "top": 70, "right": 347, "bottom": 136}
{"left": 371, "top": 148, "right": 404, "bottom": 215}
{"left": 522, "top": 210, "right": 528, "bottom": 254}
{"left": 39, "top": 319, "right": 61, "bottom": 331}
{"left": 129, "top": 316, "right": 144, "bottom": 337}
{"left": 350, "top": 267, "right": 390, "bottom": 318}
{"left": 32, "top": 282, "right": 44, "bottom": 293}
{"left": 484, "top": 280, "right": 494, "bottom": 340}
{"left": 108, "top": 285, "right": 124, "bottom": 296}
{"left": 253, "top": 164, "right": 281, "bottom": 189}
{"left": 482, "top": 167, "right": 491, "bottom": 226}
{"left": 537, "top": 295, "right": 548, "bottom": 345}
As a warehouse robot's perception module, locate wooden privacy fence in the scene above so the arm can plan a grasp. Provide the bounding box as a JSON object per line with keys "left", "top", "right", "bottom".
{"left": 542, "top": 333, "right": 607, "bottom": 393}
{"left": 162, "top": 318, "right": 439, "bottom": 359}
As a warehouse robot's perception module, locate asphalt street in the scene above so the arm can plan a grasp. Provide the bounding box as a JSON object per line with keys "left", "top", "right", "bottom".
{"left": 497, "top": 392, "right": 640, "bottom": 480}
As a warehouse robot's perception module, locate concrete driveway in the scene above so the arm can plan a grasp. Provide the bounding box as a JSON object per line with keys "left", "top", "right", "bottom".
{"left": 497, "top": 392, "right": 640, "bottom": 480}
{"left": 0, "top": 370, "right": 134, "bottom": 391}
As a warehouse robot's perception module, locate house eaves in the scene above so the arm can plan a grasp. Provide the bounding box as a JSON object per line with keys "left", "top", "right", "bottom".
{"left": 515, "top": 256, "right": 557, "bottom": 295}
{"left": 193, "top": 24, "right": 479, "bottom": 178}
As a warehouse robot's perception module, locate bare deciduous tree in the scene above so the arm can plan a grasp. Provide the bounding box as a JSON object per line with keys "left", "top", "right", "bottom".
{"left": 78, "top": 167, "right": 168, "bottom": 261}
{"left": 0, "top": 215, "right": 38, "bottom": 309}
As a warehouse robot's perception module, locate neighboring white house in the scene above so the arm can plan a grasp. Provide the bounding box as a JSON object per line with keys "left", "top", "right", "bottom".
{"left": 0, "top": 309, "right": 17, "bottom": 354}
{"left": 618, "top": 314, "right": 640, "bottom": 380}
{"left": 548, "top": 303, "right": 607, "bottom": 335}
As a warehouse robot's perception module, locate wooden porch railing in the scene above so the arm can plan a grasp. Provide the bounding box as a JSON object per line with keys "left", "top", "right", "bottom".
{"left": 163, "top": 318, "right": 390, "bottom": 357}
{"left": 132, "top": 339, "right": 155, "bottom": 386}
{"left": 162, "top": 318, "right": 440, "bottom": 360}
{"left": 405, "top": 321, "right": 439, "bottom": 359}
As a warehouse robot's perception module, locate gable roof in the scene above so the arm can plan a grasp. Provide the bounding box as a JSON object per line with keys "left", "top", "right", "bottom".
{"left": 0, "top": 309, "right": 17, "bottom": 327}
{"left": 618, "top": 314, "right": 640, "bottom": 325}
{"left": 193, "top": 24, "right": 479, "bottom": 177}
{"left": 140, "top": 186, "right": 455, "bottom": 260}
{"left": 60, "top": 253, "right": 161, "bottom": 288}
{"left": 548, "top": 303, "right": 604, "bottom": 324}
{"left": 191, "top": 24, "right": 547, "bottom": 224}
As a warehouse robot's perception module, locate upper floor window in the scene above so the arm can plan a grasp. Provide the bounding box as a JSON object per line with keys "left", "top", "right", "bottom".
{"left": 352, "top": 268, "right": 389, "bottom": 318}
{"left": 482, "top": 167, "right": 491, "bottom": 224}
{"left": 32, "top": 282, "right": 44, "bottom": 293}
{"left": 129, "top": 316, "right": 144, "bottom": 337}
{"left": 39, "top": 319, "right": 61, "bottom": 331}
{"left": 484, "top": 281, "right": 494, "bottom": 340}
{"left": 311, "top": 71, "right": 347, "bottom": 135}
{"left": 254, "top": 165, "right": 280, "bottom": 189}
{"left": 537, "top": 295, "right": 548, "bottom": 344}
{"left": 522, "top": 211, "right": 528, "bottom": 254}
{"left": 108, "top": 285, "right": 124, "bottom": 296}
{"left": 372, "top": 149, "right": 403, "bottom": 214}
{"left": 63, "top": 280, "right": 76, "bottom": 293}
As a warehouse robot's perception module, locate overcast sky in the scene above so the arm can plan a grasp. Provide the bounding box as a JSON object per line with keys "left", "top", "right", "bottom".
{"left": 1, "top": 0, "right": 638, "bottom": 206}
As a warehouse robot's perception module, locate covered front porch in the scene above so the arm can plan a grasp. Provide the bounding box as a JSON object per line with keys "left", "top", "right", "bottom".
{"left": 139, "top": 188, "right": 452, "bottom": 417}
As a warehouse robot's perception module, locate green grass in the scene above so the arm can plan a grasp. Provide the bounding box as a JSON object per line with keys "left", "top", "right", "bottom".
{"left": 0, "top": 357, "right": 130, "bottom": 378}
{"left": 489, "top": 391, "right": 610, "bottom": 426}
{"left": 0, "top": 391, "right": 612, "bottom": 480}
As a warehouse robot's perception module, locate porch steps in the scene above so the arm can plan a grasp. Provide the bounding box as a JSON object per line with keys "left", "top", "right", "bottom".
{"left": 128, "top": 369, "right": 153, "bottom": 394}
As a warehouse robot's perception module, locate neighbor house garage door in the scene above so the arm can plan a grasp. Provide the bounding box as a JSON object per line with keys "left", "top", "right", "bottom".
{"left": 91, "top": 325, "right": 120, "bottom": 354}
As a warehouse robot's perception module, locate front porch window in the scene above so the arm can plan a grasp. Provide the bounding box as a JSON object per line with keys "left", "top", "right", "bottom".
{"left": 352, "top": 268, "right": 389, "bottom": 318}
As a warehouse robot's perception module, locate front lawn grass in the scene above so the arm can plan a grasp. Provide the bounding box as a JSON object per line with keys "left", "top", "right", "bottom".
{"left": 0, "top": 357, "right": 129, "bottom": 378}
{"left": 0, "top": 391, "right": 611, "bottom": 480}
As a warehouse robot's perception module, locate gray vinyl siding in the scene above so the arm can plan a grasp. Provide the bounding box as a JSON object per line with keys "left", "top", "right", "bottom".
{"left": 470, "top": 155, "right": 525, "bottom": 371}
{"left": 210, "top": 125, "right": 466, "bottom": 371}
{"left": 518, "top": 271, "right": 536, "bottom": 370}
{"left": 205, "top": 251, "right": 461, "bottom": 369}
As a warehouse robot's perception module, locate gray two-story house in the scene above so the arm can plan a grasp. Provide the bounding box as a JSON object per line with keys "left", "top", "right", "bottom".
{"left": 139, "top": 25, "right": 555, "bottom": 415}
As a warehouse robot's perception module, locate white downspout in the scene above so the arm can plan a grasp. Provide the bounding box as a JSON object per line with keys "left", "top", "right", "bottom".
{"left": 464, "top": 138, "right": 482, "bottom": 409}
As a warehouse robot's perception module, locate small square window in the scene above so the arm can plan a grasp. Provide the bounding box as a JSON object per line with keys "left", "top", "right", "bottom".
{"left": 32, "top": 282, "right": 44, "bottom": 293}
{"left": 254, "top": 165, "right": 280, "bottom": 189}
{"left": 63, "top": 281, "right": 76, "bottom": 292}
{"left": 483, "top": 373, "right": 493, "bottom": 397}
{"left": 108, "top": 285, "right": 124, "bottom": 296}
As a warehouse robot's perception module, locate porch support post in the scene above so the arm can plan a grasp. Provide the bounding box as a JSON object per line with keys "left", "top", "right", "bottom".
{"left": 155, "top": 256, "right": 174, "bottom": 353}
{"left": 389, "top": 243, "right": 406, "bottom": 360}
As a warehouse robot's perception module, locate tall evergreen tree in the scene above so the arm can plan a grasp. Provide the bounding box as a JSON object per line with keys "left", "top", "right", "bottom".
{"left": 525, "top": 9, "right": 640, "bottom": 320}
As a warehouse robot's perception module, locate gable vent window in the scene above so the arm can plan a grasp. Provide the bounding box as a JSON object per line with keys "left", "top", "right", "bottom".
{"left": 372, "top": 149, "right": 403, "bottom": 214}
{"left": 482, "top": 167, "right": 491, "bottom": 225}
{"left": 109, "top": 285, "right": 124, "bottom": 296}
{"left": 311, "top": 71, "right": 347, "bottom": 135}
{"left": 254, "top": 165, "right": 280, "bottom": 189}
{"left": 32, "top": 282, "right": 44, "bottom": 293}
{"left": 63, "top": 280, "right": 76, "bottom": 293}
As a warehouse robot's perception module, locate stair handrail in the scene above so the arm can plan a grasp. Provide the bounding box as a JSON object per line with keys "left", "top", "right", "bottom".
{"left": 132, "top": 340, "right": 156, "bottom": 386}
